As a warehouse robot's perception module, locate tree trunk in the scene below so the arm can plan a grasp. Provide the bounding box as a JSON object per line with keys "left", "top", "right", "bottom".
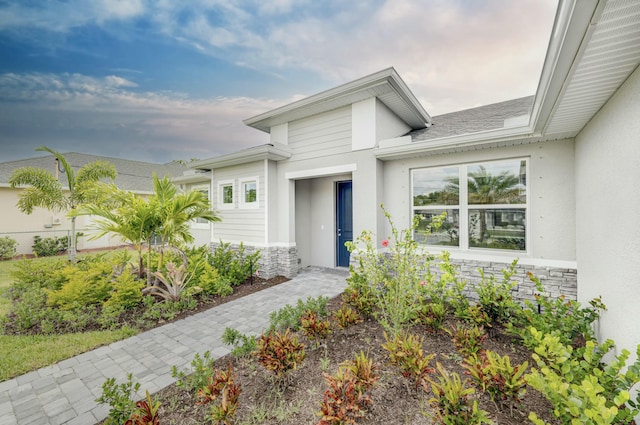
{"left": 69, "top": 216, "right": 77, "bottom": 262}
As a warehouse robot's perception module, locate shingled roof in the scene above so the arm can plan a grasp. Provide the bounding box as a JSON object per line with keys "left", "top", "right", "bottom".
{"left": 0, "top": 152, "right": 187, "bottom": 193}
{"left": 409, "top": 96, "right": 534, "bottom": 142}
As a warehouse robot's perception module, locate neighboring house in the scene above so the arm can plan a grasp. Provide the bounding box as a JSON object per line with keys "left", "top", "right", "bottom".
{"left": 0, "top": 153, "right": 188, "bottom": 255}
{"left": 183, "top": 0, "right": 640, "bottom": 359}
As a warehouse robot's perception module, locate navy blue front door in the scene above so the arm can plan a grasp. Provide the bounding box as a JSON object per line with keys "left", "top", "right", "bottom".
{"left": 336, "top": 181, "right": 353, "bottom": 267}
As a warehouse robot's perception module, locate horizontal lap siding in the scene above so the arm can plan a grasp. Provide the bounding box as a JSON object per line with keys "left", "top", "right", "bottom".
{"left": 288, "top": 106, "right": 352, "bottom": 162}
{"left": 213, "top": 161, "right": 265, "bottom": 244}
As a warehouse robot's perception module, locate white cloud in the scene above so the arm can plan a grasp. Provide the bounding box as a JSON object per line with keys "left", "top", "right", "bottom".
{"left": 0, "top": 72, "right": 291, "bottom": 162}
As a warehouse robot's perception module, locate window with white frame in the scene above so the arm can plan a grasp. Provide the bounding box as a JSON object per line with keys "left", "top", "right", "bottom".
{"left": 218, "top": 180, "right": 235, "bottom": 209}
{"left": 412, "top": 158, "right": 527, "bottom": 252}
{"left": 239, "top": 177, "right": 258, "bottom": 208}
{"left": 193, "top": 186, "right": 210, "bottom": 225}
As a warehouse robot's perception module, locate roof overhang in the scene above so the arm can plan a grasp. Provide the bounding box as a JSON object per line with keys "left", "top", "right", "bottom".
{"left": 172, "top": 170, "right": 212, "bottom": 185}
{"left": 189, "top": 143, "right": 292, "bottom": 170}
{"left": 244, "top": 67, "right": 431, "bottom": 133}
{"left": 375, "top": 0, "right": 640, "bottom": 161}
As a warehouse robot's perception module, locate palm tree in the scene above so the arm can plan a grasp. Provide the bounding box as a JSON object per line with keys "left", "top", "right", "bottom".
{"left": 73, "top": 174, "right": 221, "bottom": 280}
{"left": 445, "top": 166, "right": 523, "bottom": 244}
{"left": 467, "top": 166, "right": 522, "bottom": 244}
{"left": 9, "top": 146, "right": 117, "bottom": 261}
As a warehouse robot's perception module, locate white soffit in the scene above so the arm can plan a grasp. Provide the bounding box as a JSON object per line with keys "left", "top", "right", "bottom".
{"left": 545, "top": 0, "right": 640, "bottom": 136}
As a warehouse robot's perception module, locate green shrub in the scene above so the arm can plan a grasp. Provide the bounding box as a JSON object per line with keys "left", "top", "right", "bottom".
{"left": 417, "top": 301, "right": 448, "bottom": 332}
{"left": 198, "top": 262, "right": 233, "bottom": 297}
{"left": 8, "top": 258, "right": 67, "bottom": 300}
{"left": 342, "top": 263, "right": 377, "bottom": 317}
{"left": 525, "top": 328, "right": 640, "bottom": 425}
{"left": 221, "top": 327, "right": 257, "bottom": 358}
{"left": 210, "top": 241, "right": 261, "bottom": 285}
{"left": 47, "top": 264, "right": 113, "bottom": 310}
{"left": 96, "top": 373, "right": 141, "bottom": 425}
{"left": 32, "top": 235, "right": 68, "bottom": 257}
{"left": 254, "top": 329, "right": 306, "bottom": 381}
{"left": 103, "top": 269, "right": 144, "bottom": 311}
{"left": 0, "top": 236, "right": 17, "bottom": 260}
{"left": 171, "top": 350, "right": 216, "bottom": 393}
{"left": 317, "top": 352, "right": 379, "bottom": 425}
{"left": 447, "top": 323, "right": 487, "bottom": 358}
{"left": 345, "top": 205, "right": 444, "bottom": 336}
{"left": 474, "top": 259, "right": 521, "bottom": 327}
{"left": 268, "top": 296, "right": 328, "bottom": 332}
{"left": 196, "top": 362, "right": 242, "bottom": 425}
{"left": 300, "top": 310, "right": 332, "bottom": 346}
{"left": 511, "top": 272, "right": 606, "bottom": 349}
{"left": 8, "top": 288, "right": 49, "bottom": 332}
{"left": 333, "top": 305, "right": 362, "bottom": 329}
{"left": 382, "top": 331, "right": 435, "bottom": 387}
{"left": 425, "top": 362, "right": 492, "bottom": 425}
{"left": 464, "top": 351, "right": 528, "bottom": 410}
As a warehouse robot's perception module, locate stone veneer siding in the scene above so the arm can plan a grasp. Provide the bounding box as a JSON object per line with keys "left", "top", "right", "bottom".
{"left": 353, "top": 254, "right": 577, "bottom": 304}
{"left": 435, "top": 258, "right": 578, "bottom": 304}
{"left": 209, "top": 242, "right": 299, "bottom": 279}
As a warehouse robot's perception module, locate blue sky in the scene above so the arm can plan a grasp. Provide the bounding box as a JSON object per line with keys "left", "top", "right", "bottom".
{"left": 0, "top": 0, "right": 558, "bottom": 164}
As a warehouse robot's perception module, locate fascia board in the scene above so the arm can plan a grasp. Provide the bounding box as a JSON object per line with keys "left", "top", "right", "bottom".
{"left": 243, "top": 67, "right": 430, "bottom": 132}
{"left": 530, "top": 0, "right": 603, "bottom": 134}
{"left": 374, "top": 126, "right": 536, "bottom": 160}
{"left": 189, "top": 144, "right": 292, "bottom": 170}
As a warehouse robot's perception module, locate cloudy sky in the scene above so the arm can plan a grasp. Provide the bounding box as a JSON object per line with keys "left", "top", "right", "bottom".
{"left": 0, "top": 0, "right": 558, "bottom": 164}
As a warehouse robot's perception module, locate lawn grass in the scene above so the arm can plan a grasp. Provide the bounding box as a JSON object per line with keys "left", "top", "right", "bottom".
{"left": 0, "top": 327, "right": 138, "bottom": 381}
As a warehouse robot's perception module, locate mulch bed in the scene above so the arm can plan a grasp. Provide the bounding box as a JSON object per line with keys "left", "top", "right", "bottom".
{"left": 144, "top": 296, "right": 560, "bottom": 425}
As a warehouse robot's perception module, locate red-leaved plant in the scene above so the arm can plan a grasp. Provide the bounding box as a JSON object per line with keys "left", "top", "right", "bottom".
{"left": 254, "top": 328, "right": 306, "bottom": 382}
{"left": 196, "top": 362, "right": 242, "bottom": 425}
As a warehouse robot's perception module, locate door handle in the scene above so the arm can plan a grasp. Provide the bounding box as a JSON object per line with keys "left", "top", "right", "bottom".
{"left": 337, "top": 228, "right": 342, "bottom": 237}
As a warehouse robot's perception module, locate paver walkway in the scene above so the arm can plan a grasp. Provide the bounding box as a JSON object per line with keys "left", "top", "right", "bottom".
{"left": 0, "top": 267, "right": 348, "bottom": 425}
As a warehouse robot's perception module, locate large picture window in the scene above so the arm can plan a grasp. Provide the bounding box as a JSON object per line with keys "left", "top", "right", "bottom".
{"left": 412, "top": 158, "right": 527, "bottom": 252}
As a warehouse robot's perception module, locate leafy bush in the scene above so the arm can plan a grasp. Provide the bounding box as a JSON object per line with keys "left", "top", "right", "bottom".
{"left": 196, "top": 362, "right": 242, "bottom": 425}
{"left": 511, "top": 272, "right": 606, "bottom": 349}
{"left": 124, "top": 390, "right": 160, "bottom": 425}
{"left": 103, "top": 269, "right": 144, "bottom": 311}
{"left": 268, "top": 296, "right": 328, "bottom": 333}
{"left": 211, "top": 241, "right": 261, "bottom": 285}
{"left": 417, "top": 301, "right": 448, "bottom": 332}
{"left": 447, "top": 323, "right": 487, "bottom": 357}
{"left": 301, "top": 310, "right": 332, "bottom": 346}
{"left": 382, "top": 331, "right": 435, "bottom": 387}
{"left": 317, "top": 352, "right": 379, "bottom": 425}
{"left": 345, "top": 207, "right": 440, "bottom": 336}
{"left": 464, "top": 351, "right": 528, "bottom": 410}
{"left": 525, "top": 327, "right": 640, "bottom": 425}
{"left": 221, "top": 327, "right": 257, "bottom": 358}
{"left": 8, "top": 258, "right": 67, "bottom": 300}
{"left": 341, "top": 263, "right": 377, "bottom": 317}
{"left": 333, "top": 305, "right": 362, "bottom": 329}
{"left": 474, "top": 259, "right": 521, "bottom": 327}
{"left": 0, "top": 236, "right": 17, "bottom": 260}
{"left": 254, "top": 329, "right": 306, "bottom": 381}
{"left": 47, "top": 264, "right": 113, "bottom": 310}
{"left": 32, "top": 235, "right": 68, "bottom": 257}
{"left": 198, "top": 262, "right": 233, "bottom": 297}
{"left": 425, "top": 362, "right": 492, "bottom": 425}
{"left": 171, "top": 351, "right": 216, "bottom": 393}
{"left": 96, "top": 373, "right": 141, "bottom": 425}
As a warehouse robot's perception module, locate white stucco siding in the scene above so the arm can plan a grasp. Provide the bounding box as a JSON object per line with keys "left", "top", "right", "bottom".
{"left": 287, "top": 106, "right": 352, "bottom": 162}
{"left": 375, "top": 99, "right": 412, "bottom": 142}
{"left": 575, "top": 65, "right": 640, "bottom": 359}
{"left": 381, "top": 139, "right": 576, "bottom": 262}
{"left": 212, "top": 161, "right": 265, "bottom": 244}
{"left": 0, "top": 188, "right": 124, "bottom": 255}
